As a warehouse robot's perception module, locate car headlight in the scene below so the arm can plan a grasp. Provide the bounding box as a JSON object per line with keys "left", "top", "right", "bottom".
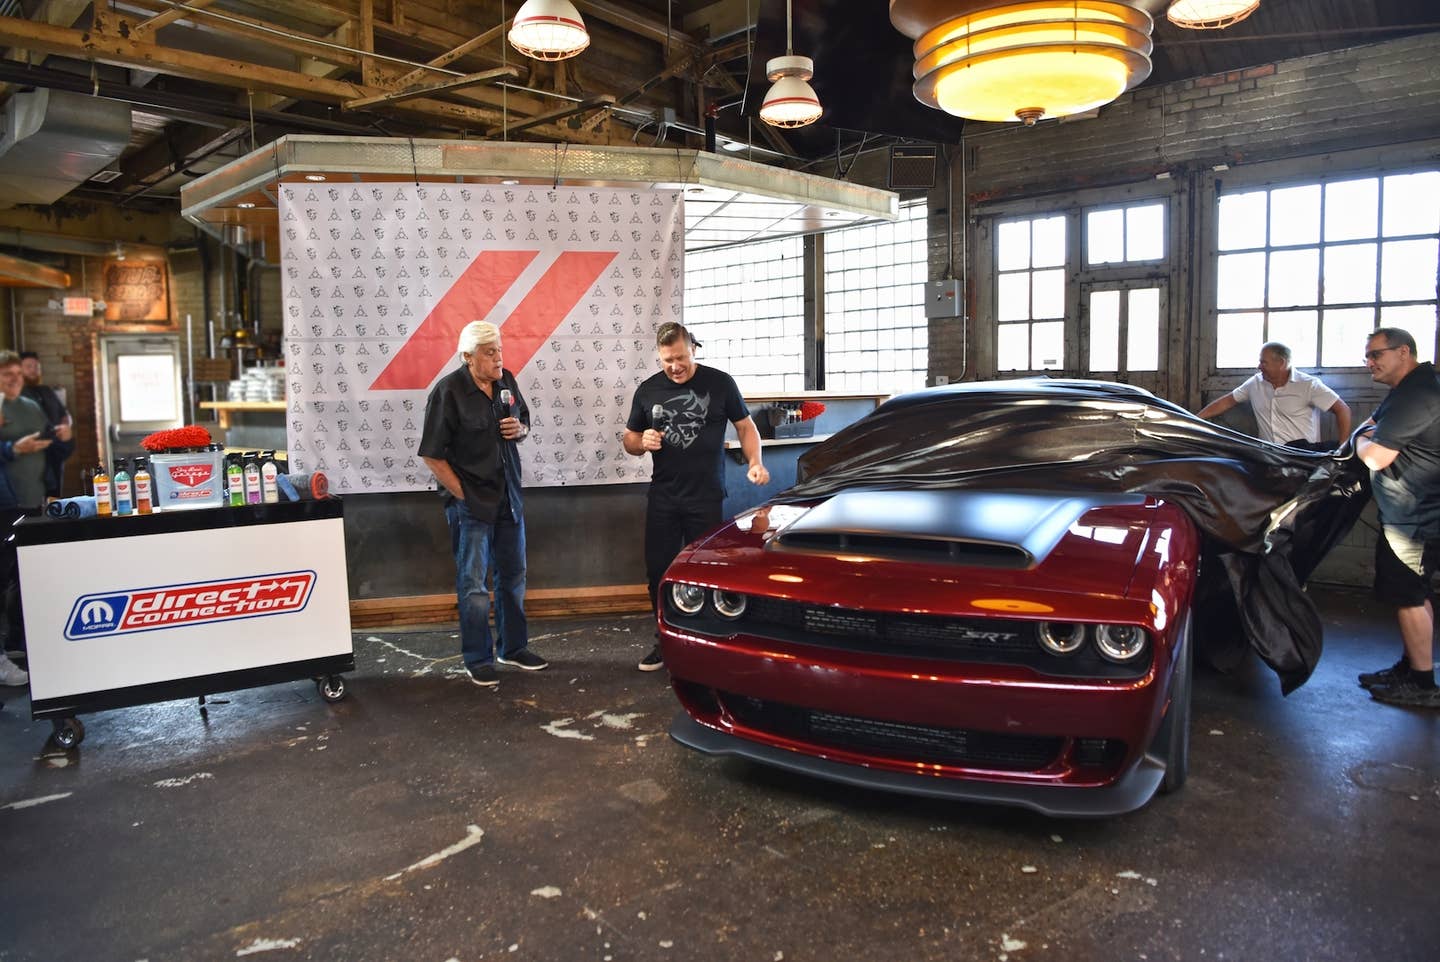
{"left": 669, "top": 582, "right": 705, "bottom": 616}
{"left": 1037, "top": 621, "right": 1085, "bottom": 655}
{"left": 1095, "top": 623, "right": 1148, "bottom": 662}
{"left": 712, "top": 590, "right": 747, "bottom": 619}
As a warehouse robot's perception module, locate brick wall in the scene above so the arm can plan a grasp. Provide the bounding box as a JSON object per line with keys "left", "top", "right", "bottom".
{"left": 924, "top": 32, "right": 1440, "bottom": 386}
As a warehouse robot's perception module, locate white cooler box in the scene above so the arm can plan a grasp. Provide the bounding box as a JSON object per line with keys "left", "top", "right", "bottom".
{"left": 149, "top": 450, "right": 226, "bottom": 510}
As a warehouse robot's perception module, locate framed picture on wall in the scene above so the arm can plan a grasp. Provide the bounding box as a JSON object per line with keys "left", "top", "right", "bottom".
{"left": 103, "top": 257, "right": 171, "bottom": 324}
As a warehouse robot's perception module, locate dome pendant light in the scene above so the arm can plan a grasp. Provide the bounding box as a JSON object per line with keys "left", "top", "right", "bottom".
{"left": 1166, "top": 0, "right": 1260, "bottom": 30}
{"left": 760, "top": 0, "right": 822, "bottom": 128}
{"left": 890, "top": 1, "right": 1154, "bottom": 125}
{"left": 509, "top": 0, "right": 590, "bottom": 61}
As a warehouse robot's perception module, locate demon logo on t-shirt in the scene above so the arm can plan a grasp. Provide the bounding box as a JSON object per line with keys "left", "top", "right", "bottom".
{"left": 661, "top": 391, "right": 711, "bottom": 450}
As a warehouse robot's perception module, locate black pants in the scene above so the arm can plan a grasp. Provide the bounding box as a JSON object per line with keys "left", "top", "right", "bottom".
{"left": 644, "top": 496, "right": 723, "bottom": 612}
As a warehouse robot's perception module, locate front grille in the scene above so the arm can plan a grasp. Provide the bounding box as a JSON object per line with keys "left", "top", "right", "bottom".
{"left": 721, "top": 692, "right": 1062, "bottom": 771}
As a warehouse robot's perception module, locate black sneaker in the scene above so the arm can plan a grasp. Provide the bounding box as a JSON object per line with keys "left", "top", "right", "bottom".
{"left": 1370, "top": 672, "right": 1440, "bottom": 708}
{"left": 497, "top": 649, "right": 549, "bottom": 671}
{"left": 1358, "top": 656, "right": 1409, "bottom": 689}
{"left": 638, "top": 644, "right": 664, "bottom": 672}
{"left": 466, "top": 663, "right": 499, "bottom": 688}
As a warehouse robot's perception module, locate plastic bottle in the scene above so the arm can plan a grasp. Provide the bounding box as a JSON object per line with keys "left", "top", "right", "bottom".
{"left": 113, "top": 459, "right": 134, "bottom": 516}
{"left": 133, "top": 457, "right": 153, "bottom": 515}
{"left": 243, "top": 451, "right": 262, "bottom": 505}
{"left": 260, "top": 451, "right": 280, "bottom": 504}
{"left": 227, "top": 454, "right": 245, "bottom": 507}
{"left": 93, "top": 461, "right": 112, "bottom": 517}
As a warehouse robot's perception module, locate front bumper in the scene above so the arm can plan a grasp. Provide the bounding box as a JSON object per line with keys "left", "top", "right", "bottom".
{"left": 669, "top": 711, "right": 1166, "bottom": 818}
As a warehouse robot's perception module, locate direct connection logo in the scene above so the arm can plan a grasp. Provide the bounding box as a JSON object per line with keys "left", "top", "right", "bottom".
{"left": 65, "top": 571, "right": 317, "bottom": 639}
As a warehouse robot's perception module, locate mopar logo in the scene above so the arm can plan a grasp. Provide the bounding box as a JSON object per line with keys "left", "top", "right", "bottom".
{"left": 64, "top": 572, "right": 317, "bottom": 640}
{"left": 66, "top": 595, "right": 129, "bottom": 637}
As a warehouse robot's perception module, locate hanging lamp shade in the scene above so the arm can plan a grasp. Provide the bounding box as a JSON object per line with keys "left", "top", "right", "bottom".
{"left": 1166, "top": 0, "right": 1259, "bottom": 30}
{"left": 890, "top": 1, "right": 1154, "bottom": 125}
{"left": 508, "top": 0, "right": 590, "bottom": 61}
{"left": 760, "top": 55, "right": 823, "bottom": 128}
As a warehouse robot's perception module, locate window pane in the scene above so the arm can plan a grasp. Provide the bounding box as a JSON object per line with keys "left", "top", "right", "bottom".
{"left": 1270, "top": 185, "right": 1322, "bottom": 246}
{"left": 1380, "top": 238, "right": 1439, "bottom": 302}
{"left": 1382, "top": 171, "right": 1440, "bottom": 237}
{"left": 1087, "top": 208, "right": 1124, "bottom": 265}
{"left": 1032, "top": 216, "right": 1067, "bottom": 268}
{"left": 1031, "top": 268, "right": 1066, "bottom": 318}
{"left": 1032, "top": 320, "right": 1065, "bottom": 370}
{"left": 997, "top": 272, "right": 1031, "bottom": 321}
{"left": 1323, "top": 242, "right": 1377, "bottom": 304}
{"left": 1268, "top": 248, "right": 1319, "bottom": 308}
{"left": 1267, "top": 310, "right": 1318, "bottom": 368}
{"left": 1127, "top": 288, "right": 1161, "bottom": 371}
{"left": 1321, "top": 307, "right": 1377, "bottom": 367}
{"left": 997, "top": 220, "right": 1031, "bottom": 271}
{"left": 1324, "top": 178, "right": 1378, "bottom": 242}
{"left": 1216, "top": 312, "right": 1264, "bottom": 368}
{"left": 1089, "top": 290, "right": 1120, "bottom": 371}
{"left": 1378, "top": 304, "right": 1437, "bottom": 363}
{"left": 1218, "top": 191, "right": 1266, "bottom": 251}
{"left": 1217, "top": 252, "right": 1267, "bottom": 309}
{"left": 1126, "top": 204, "right": 1165, "bottom": 261}
{"left": 997, "top": 323, "right": 1030, "bottom": 371}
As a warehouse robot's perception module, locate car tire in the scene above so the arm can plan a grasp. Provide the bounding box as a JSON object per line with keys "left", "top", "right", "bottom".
{"left": 1156, "top": 611, "right": 1192, "bottom": 795}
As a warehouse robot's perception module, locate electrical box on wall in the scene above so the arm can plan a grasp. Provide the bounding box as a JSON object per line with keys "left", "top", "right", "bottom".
{"left": 924, "top": 279, "right": 963, "bottom": 318}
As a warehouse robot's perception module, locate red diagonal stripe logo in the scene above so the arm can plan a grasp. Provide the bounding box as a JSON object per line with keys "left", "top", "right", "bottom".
{"left": 498, "top": 250, "right": 618, "bottom": 373}
{"left": 369, "top": 249, "right": 537, "bottom": 391}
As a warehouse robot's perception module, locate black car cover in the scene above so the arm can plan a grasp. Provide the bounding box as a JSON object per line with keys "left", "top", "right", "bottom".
{"left": 780, "top": 379, "right": 1370, "bottom": 694}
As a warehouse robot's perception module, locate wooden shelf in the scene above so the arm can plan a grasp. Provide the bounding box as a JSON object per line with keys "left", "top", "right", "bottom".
{"left": 200, "top": 400, "right": 286, "bottom": 429}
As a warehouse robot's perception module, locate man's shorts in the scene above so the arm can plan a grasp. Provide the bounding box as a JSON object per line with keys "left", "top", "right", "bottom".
{"left": 1374, "top": 525, "right": 1440, "bottom": 607}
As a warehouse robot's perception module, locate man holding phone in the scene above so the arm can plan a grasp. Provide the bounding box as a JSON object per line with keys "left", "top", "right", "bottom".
{"left": 19, "top": 351, "right": 73, "bottom": 498}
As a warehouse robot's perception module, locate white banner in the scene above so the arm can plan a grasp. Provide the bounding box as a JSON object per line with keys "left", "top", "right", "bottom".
{"left": 278, "top": 183, "right": 683, "bottom": 491}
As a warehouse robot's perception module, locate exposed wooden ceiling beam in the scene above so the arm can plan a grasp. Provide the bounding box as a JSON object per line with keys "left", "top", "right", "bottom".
{"left": 0, "top": 252, "right": 71, "bottom": 289}
{"left": 344, "top": 65, "right": 520, "bottom": 111}
{"left": 495, "top": 94, "right": 617, "bottom": 137}
{"left": 390, "top": 23, "right": 508, "bottom": 90}
{"left": 134, "top": 0, "right": 218, "bottom": 35}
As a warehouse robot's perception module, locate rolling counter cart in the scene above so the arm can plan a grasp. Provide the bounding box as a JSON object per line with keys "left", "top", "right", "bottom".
{"left": 14, "top": 498, "right": 354, "bottom": 748}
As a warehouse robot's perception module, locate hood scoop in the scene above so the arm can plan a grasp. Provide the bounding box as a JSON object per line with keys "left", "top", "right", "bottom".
{"left": 772, "top": 489, "right": 1144, "bottom": 569}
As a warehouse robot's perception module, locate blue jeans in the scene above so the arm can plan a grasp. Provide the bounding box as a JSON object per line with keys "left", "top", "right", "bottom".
{"left": 445, "top": 499, "right": 529, "bottom": 667}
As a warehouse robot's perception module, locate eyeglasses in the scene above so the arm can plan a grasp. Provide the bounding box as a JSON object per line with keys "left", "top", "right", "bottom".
{"left": 1364, "top": 346, "right": 1402, "bottom": 362}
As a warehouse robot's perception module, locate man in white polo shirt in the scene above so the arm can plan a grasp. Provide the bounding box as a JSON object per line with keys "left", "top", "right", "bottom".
{"left": 1198, "top": 341, "right": 1352, "bottom": 450}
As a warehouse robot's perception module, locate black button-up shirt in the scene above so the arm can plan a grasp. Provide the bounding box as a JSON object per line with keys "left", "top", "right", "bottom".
{"left": 418, "top": 365, "right": 530, "bottom": 522}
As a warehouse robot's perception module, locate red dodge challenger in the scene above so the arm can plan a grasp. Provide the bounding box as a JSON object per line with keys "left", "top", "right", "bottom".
{"left": 657, "top": 379, "right": 1364, "bottom": 817}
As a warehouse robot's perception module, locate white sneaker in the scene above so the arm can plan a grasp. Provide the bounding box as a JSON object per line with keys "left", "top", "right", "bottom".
{"left": 0, "top": 654, "right": 27, "bottom": 687}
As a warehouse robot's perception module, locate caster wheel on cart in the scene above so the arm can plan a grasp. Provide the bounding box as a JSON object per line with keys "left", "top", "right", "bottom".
{"left": 316, "top": 675, "right": 347, "bottom": 703}
{"left": 52, "top": 717, "right": 85, "bottom": 749}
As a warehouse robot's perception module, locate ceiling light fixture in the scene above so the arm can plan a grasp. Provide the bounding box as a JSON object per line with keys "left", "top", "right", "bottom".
{"left": 509, "top": 0, "right": 590, "bottom": 61}
{"left": 891, "top": 1, "right": 1154, "bottom": 125}
{"left": 760, "top": 0, "right": 822, "bottom": 128}
{"left": 1165, "top": 0, "right": 1259, "bottom": 30}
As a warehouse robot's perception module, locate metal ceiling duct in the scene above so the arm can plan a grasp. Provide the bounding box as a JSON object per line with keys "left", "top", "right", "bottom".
{"left": 0, "top": 89, "right": 132, "bottom": 209}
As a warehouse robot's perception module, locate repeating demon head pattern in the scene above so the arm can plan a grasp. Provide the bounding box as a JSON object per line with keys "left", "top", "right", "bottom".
{"left": 279, "top": 184, "right": 684, "bottom": 491}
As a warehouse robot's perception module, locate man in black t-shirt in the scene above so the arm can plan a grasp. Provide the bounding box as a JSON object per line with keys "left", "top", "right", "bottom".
{"left": 623, "top": 321, "right": 769, "bottom": 671}
{"left": 1355, "top": 327, "right": 1440, "bottom": 708}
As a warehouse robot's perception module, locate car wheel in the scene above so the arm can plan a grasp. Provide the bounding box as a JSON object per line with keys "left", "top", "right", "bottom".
{"left": 1156, "top": 611, "right": 1192, "bottom": 795}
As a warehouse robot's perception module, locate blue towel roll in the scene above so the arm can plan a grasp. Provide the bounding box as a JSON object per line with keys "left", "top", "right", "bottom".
{"left": 45, "top": 496, "right": 98, "bottom": 520}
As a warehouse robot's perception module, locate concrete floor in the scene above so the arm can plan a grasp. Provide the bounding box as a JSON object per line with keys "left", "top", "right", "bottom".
{"left": 0, "top": 587, "right": 1436, "bottom": 962}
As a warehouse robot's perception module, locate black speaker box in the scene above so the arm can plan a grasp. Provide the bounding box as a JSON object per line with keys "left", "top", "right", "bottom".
{"left": 888, "top": 145, "right": 938, "bottom": 189}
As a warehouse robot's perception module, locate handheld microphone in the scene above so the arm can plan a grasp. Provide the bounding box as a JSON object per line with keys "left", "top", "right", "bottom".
{"left": 500, "top": 388, "right": 514, "bottom": 409}
{"left": 651, "top": 403, "right": 668, "bottom": 429}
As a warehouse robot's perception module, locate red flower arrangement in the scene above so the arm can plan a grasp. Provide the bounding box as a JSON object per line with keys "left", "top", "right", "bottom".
{"left": 140, "top": 425, "right": 213, "bottom": 452}
{"left": 798, "top": 401, "right": 827, "bottom": 422}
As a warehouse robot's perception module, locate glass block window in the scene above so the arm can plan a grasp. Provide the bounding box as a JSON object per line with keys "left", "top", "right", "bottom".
{"left": 1086, "top": 202, "right": 1165, "bottom": 265}
{"left": 823, "top": 202, "right": 930, "bottom": 393}
{"left": 996, "top": 214, "right": 1067, "bottom": 371}
{"left": 685, "top": 236, "right": 805, "bottom": 392}
{"left": 1214, "top": 170, "right": 1440, "bottom": 368}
